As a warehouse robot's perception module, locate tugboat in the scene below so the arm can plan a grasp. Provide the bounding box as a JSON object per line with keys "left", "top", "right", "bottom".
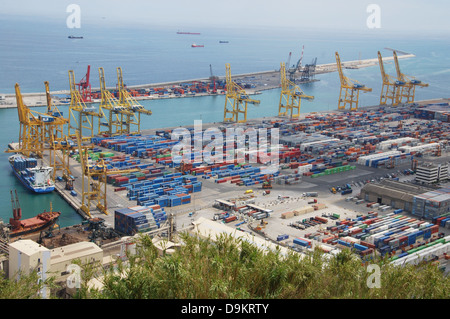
{"left": 8, "top": 190, "right": 61, "bottom": 239}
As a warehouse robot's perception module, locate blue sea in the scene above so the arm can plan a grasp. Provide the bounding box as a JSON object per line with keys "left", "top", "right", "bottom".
{"left": 0, "top": 14, "right": 449, "bottom": 227}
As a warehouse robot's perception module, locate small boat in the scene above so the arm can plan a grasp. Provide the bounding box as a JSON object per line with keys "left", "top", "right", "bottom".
{"left": 191, "top": 43, "right": 204, "bottom": 48}
{"left": 68, "top": 35, "right": 83, "bottom": 39}
{"left": 219, "top": 41, "right": 229, "bottom": 43}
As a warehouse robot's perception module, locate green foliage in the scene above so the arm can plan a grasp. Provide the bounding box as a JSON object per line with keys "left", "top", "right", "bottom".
{"left": 0, "top": 269, "right": 56, "bottom": 299}
{"left": 79, "top": 233, "right": 450, "bottom": 299}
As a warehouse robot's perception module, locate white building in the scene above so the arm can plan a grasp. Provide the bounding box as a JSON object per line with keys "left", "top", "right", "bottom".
{"left": 8, "top": 240, "right": 104, "bottom": 298}
{"left": 416, "top": 162, "right": 449, "bottom": 184}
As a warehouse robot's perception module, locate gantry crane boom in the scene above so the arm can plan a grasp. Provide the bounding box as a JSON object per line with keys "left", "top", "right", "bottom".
{"left": 377, "top": 51, "right": 404, "bottom": 106}
{"left": 279, "top": 62, "right": 314, "bottom": 118}
{"left": 116, "top": 67, "right": 152, "bottom": 135}
{"left": 223, "top": 63, "right": 260, "bottom": 123}
{"left": 335, "top": 52, "right": 372, "bottom": 111}
{"left": 393, "top": 51, "right": 428, "bottom": 104}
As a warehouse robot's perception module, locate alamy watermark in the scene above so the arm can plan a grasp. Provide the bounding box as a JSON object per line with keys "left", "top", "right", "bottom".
{"left": 366, "top": 264, "right": 381, "bottom": 288}
{"left": 366, "top": 4, "right": 381, "bottom": 29}
{"left": 66, "top": 264, "right": 81, "bottom": 289}
{"left": 171, "top": 120, "right": 280, "bottom": 175}
{"left": 66, "top": 4, "right": 81, "bottom": 29}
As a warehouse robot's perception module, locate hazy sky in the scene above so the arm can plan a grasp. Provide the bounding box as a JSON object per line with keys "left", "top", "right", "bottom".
{"left": 1, "top": 0, "right": 449, "bottom": 34}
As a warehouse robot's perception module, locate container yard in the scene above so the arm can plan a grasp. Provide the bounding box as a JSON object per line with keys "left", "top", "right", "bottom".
{"left": 4, "top": 99, "right": 450, "bottom": 271}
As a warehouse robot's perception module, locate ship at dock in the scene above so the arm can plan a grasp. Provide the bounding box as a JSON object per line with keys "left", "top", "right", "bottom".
{"left": 9, "top": 154, "right": 55, "bottom": 194}
{"left": 3, "top": 190, "right": 61, "bottom": 240}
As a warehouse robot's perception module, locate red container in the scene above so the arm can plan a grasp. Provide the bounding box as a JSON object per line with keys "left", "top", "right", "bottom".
{"left": 224, "top": 216, "right": 237, "bottom": 223}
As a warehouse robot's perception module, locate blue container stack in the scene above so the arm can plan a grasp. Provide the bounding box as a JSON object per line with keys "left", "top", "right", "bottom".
{"left": 114, "top": 205, "right": 167, "bottom": 235}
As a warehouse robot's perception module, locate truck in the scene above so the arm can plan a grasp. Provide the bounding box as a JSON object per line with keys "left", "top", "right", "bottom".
{"left": 341, "top": 189, "right": 353, "bottom": 195}
{"left": 303, "top": 192, "right": 318, "bottom": 197}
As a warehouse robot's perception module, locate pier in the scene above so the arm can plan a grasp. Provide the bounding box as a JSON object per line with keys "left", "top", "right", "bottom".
{"left": 0, "top": 53, "right": 415, "bottom": 108}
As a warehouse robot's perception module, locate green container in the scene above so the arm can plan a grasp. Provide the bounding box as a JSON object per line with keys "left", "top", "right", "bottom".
{"left": 332, "top": 213, "right": 340, "bottom": 219}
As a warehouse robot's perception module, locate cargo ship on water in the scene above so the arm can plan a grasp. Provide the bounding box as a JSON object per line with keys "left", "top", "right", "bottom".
{"left": 191, "top": 43, "right": 204, "bottom": 48}
{"left": 68, "top": 35, "right": 83, "bottom": 39}
{"left": 9, "top": 154, "right": 55, "bottom": 194}
{"left": 5, "top": 190, "right": 60, "bottom": 239}
{"left": 177, "top": 31, "right": 200, "bottom": 35}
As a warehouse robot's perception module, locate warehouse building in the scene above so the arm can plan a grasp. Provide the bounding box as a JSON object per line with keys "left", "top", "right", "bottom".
{"left": 415, "top": 162, "right": 449, "bottom": 184}
{"left": 360, "top": 180, "right": 435, "bottom": 212}
{"left": 412, "top": 187, "right": 450, "bottom": 219}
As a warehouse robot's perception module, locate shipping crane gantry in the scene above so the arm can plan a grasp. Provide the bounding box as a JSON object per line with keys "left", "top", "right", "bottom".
{"left": 68, "top": 70, "right": 101, "bottom": 141}
{"left": 76, "top": 132, "right": 108, "bottom": 218}
{"left": 393, "top": 51, "right": 428, "bottom": 104}
{"left": 98, "top": 67, "right": 134, "bottom": 137}
{"left": 279, "top": 62, "right": 314, "bottom": 118}
{"left": 11, "top": 83, "right": 68, "bottom": 159}
{"left": 44, "top": 81, "right": 74, "bottom": 181}
{"left": 335, "top": 52, "right": 372, "bottom": 111}
{"left": 288, "top": 45, "right": 304, "bottom": 82}
{"left": 116, "top": 67, "right": 152, "bottom": 135}
{"left": 76, "top": 65, "right": 92, "bottom": 103}
{"left": 377, "top": 51, "right": 404, "bottom": 106}
{"left": 12, "top": 83, "right": 46, "bottom": 158}
{"left": 75, "top": 132, "right": 141, "bottom": 218}
{"left": 223, "top": 63, "right": 260, "bottom": 123}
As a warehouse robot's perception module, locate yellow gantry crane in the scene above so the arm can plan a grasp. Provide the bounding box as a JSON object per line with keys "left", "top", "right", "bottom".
{"left": 75, "top": 132, "right": 141, "bottom": 218}
{"left": 393, "top": 51, "right": 428, "bottom": 104}
{"left": 335, "top": 52, "right": 372, "bottom": 111}
{"left": 43, "top": 81, "right": 74, "bottom": 181}
{"left": 68, "top": 70, "right": 100, "bottom": 141}
{"left": 13, "top": 83, "right": 45, "bottom": 158}
{"left": 116, "top": 67, "right": 152, "bottom": 135}
{"left": 223, "top": 63, "right": 260, "bottom": 123}
{"left": 377, "top": 51, "right": 404, "bottom": 106}
{"left": 9, "top": 82, "right": 73, "bottom": 184}
{"left": 76, "top": 132, "right": 108, "bottom": 218}
{"left": 279, "top": 62, "right": 314, "bottom": 118}
{"left": 98, "top": 67, "right": 134, "bottom": 136}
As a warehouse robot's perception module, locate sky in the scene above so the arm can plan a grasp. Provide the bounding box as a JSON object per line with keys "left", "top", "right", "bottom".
{"left": 1, "top": 0, "right": 449, "bottom": 35}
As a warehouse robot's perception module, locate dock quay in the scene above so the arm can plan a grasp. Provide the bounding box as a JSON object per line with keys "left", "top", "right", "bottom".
{"left": 0, "top": 53, "right": 415, "bottom": 108}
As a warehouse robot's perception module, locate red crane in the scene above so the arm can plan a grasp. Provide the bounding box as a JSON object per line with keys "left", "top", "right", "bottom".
{"left": 9, "top": 189, "right": 22, "bottom": 230}
{"left": 76, "top": 65, "right": 92, "bottom": 102}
